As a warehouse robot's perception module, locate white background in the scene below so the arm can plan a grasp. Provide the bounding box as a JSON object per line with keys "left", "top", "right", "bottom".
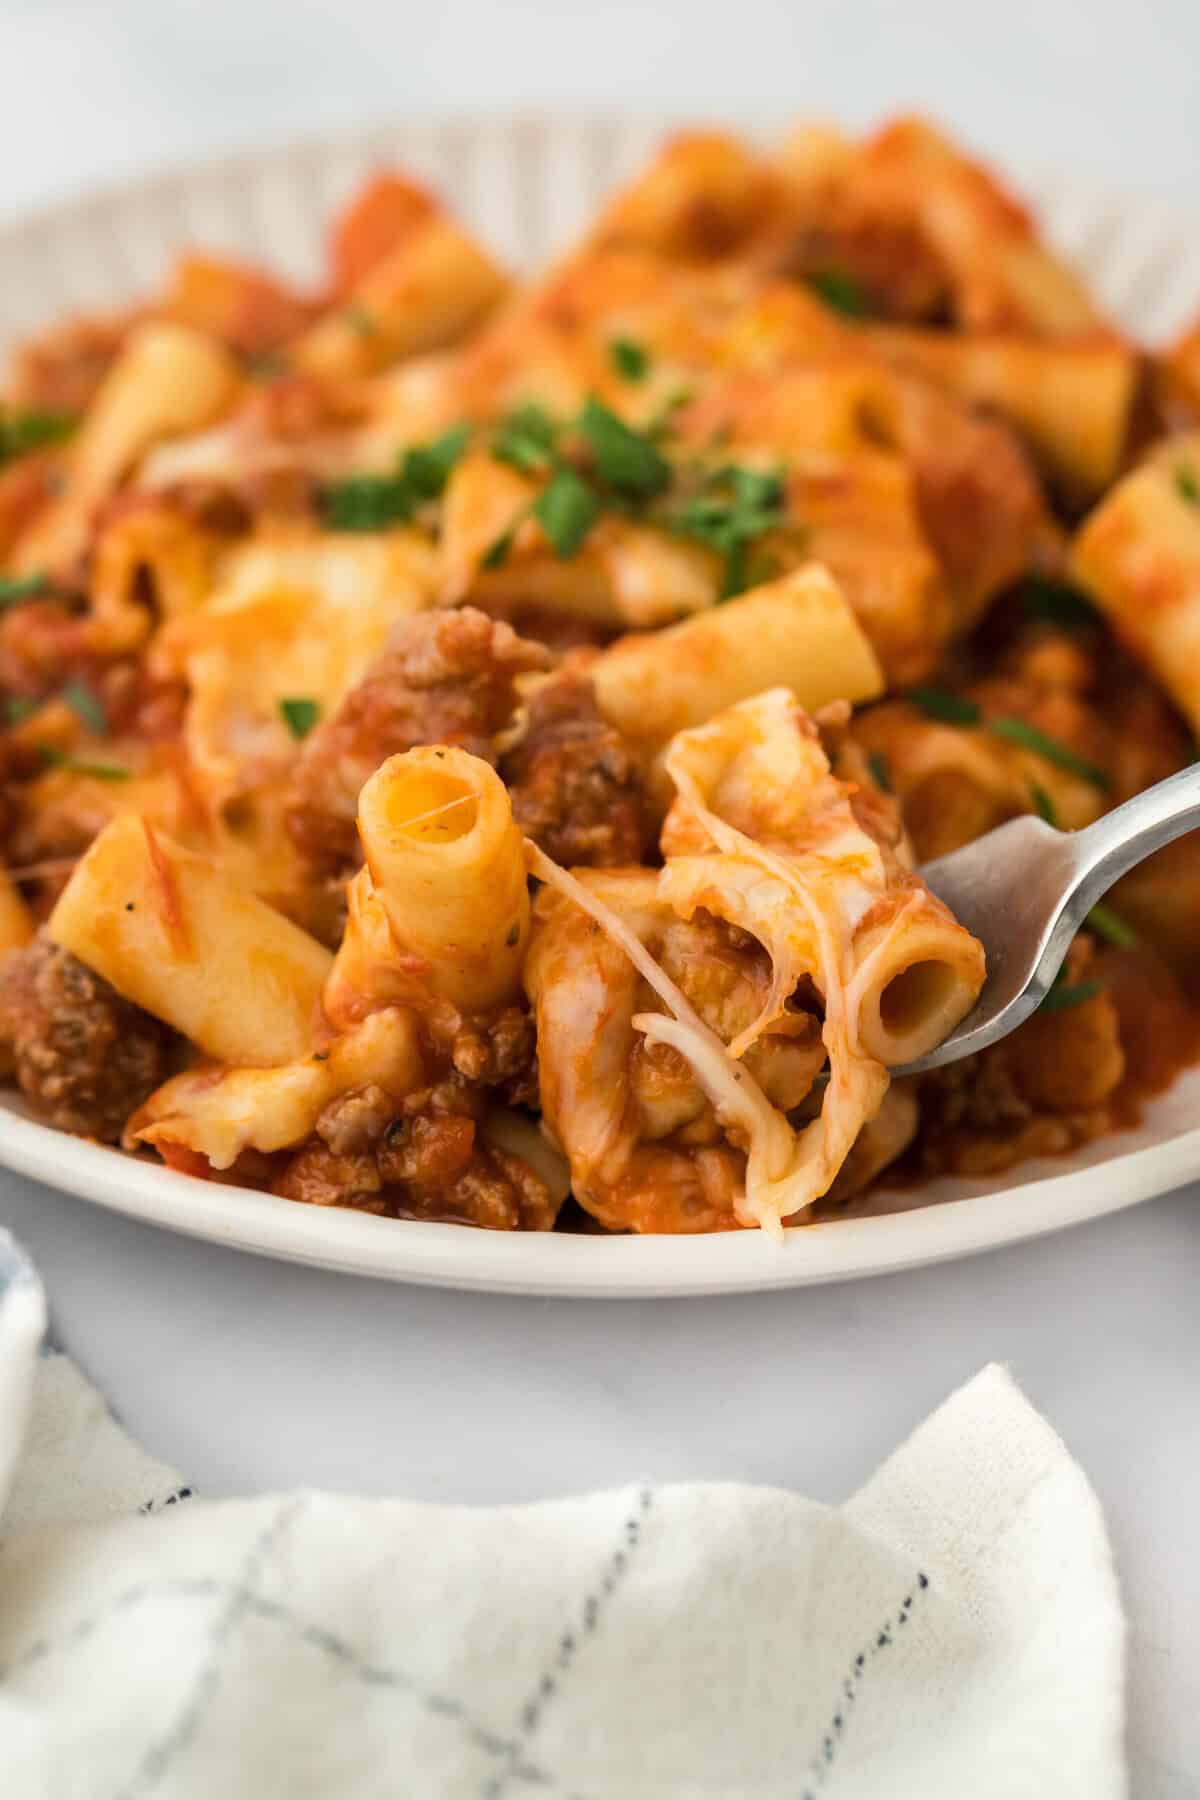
{"left": 3, "top": 0, "right": 1200, "bottom": 217}
{"left": 2, "top": 2, "right": 1199, "bottom": 1795}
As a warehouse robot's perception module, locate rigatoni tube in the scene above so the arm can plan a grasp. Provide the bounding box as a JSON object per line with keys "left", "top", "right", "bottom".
{"left": 356, "top": 747, "right": 529, "bottom": 1010}
{"left": 47, "top": 814, "right": 331, "bottom": 1066}
{"left": 850, "top": 898, "right": 986, "bottom": 1069}
{"left": 591, "top": 564, "right": 884, "bottom": 751}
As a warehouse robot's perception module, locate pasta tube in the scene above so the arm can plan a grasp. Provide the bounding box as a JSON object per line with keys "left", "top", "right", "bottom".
{"left": 356, "top": 747, "right": 529, "bottom": 1010}
{"left": 48, "top": 814, "right": 332, "bottom": 1066}
{"left": 528, "top": 691, "right": 984, "bottom": 1234}
{"left": 294, "top": 219, "right": 508, "bottom": 379}
{"left": 155, "top": 524, "right": 434, "bottom": 806}
{"left": 1069, "top": 432, "right": 1200, "bottom": 736}
{"left": 590, "top": 564, "right": 884, "bottom": 751}
{"left": 865, "top": 325, "right": 1137, "bottom": 505}
{"left": 13, "top": 323, "right": 240, "bottom": 575}
{"left": 127, "top": 1008, "right": 422, "bottom": 1170}
{"left": 439, "top": 451, "right": 716, "bottom": 627}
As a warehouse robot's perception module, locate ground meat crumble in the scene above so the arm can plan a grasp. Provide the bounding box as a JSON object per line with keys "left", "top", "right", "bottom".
{"left": 285, "top": 606, "right": 548, "bottom": 874}
{"left": 0, "top": 934, "right": 175, "bottom": 1142}
{"left": 501, "top": 671, "right": 651, "bottom": 867}
{"left": 275, "top": 1072, "right": 555, "bottom": 1229}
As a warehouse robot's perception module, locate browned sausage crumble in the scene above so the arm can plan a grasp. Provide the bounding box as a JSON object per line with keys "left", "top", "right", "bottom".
{"left": 285, "top": 606, "right": 548, "bottom": 873}
{"left": 0, "top": 933, "right": 175, "bottom": 1141}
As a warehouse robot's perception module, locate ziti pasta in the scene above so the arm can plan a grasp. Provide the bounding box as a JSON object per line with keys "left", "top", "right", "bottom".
{"left": 0, "top": 116, "right": 1196, "bottom": 1235}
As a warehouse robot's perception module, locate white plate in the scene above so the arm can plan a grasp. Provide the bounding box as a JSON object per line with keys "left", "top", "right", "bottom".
{"left": 1, "top": 1073, "right": 1200, "bottom": 1295}
{"left": 1, "top": 116, "right": 1198, "bottom": 1296}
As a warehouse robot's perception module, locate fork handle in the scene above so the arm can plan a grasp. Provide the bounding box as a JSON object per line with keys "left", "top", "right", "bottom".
{"left": 1069, "top": 761, "right": 1200, "bottom": 906}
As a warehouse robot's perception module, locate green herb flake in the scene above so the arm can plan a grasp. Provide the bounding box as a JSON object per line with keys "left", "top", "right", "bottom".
{"left": 37, "top": 745, "right": 130, "bottom": 781}
{"left": 1040, "top": 976, "right": 1104, "bottom": 1015}
{"left": 481, "top": 526, "right": 516, "bottom": 570}
{"left": 323, "top": 424, "right": 471, "bottom": 531}
{"left": 343, "top": 304, "right": 378, "bottom": 338}
{"left": 988, "top": 716, "right": 1109, "bottom": 788}
{"left": 322, "top": 471, "right": 413, "bottom": 532}
{"left": 867, "top": 750, "right": 892, "bottom": 792}
{"left": 399, "top": 423, "right": 471, "bottom": 500}
{"left": 492, "top": 405, "right": 559, "bottom": 475}
{"left": 61, "top": 679, "right": 107, "bottom": 735}
{"left": 1030, "top": 784, "right": 1059, "bottom": 826}
{"left": 1175, "top": 463, "right": 1200, "bottom": 507}
{"left": 0, "top": 409, "right": 76, "bottom": 467}
{"left": 668, "top": 463, "right": 788, "bottom": 601}
{"left": 0, "top": 571, "right": 50, "bottom": 608}
{"left": 907, "top": 687, "right": 982, "bottom": 727}
{"left": 2, "top": 696, "right": 37, "bottom": 725}
{"left": 806, "top": 268, "right": 870, "bottom": 318}
{"left": 1021, "top": 576, "right": 1099, "bottom": 630}
{"left": 743, "top": 549, "right": 781, "bottom": 590}
{"left": 278, "top": 696, "right": 320, "bottom": 741}
{"left": 576, "top": 396, "right": 671, "bottom": 499}
{"left": 534, "top": 467, "right": 599, "bottom": 558}
{"left": 1086, "top": 902, "right": 1137, "bottom": 949}
{"left": 609, "top": 337, "right": 650, "bottom": 383}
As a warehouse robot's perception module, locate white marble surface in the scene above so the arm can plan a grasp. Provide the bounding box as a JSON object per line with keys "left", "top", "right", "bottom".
{"left": 1, "top": 3, "right": 1199, "bottom": 1794}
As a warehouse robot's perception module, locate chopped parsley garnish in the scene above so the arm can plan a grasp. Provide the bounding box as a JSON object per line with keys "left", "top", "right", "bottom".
{"left": 323, "top": 471, "right": 412, "bottom": 531}
{"left": 0, "top": 409, "right": 76, "bottom": 467}
{"left": 38, "top": 745, "right": 130, "bottom": 781}
{"left": 908, "top": 687, "right": 982, "bottom": 726}
{"left": 2, "top": 696, "right": 37, "bottom": 725}
{"left": 278, "top": 696, "right": 320, "bottom": 740}
{"left": 908, "top": 689, "right": 1109, "bottom": 787}
{"left": 667, "top": 463, "right": 788, "bottom": 599}
{"left": 1086, "top": 902, "right": 1137, "bottom": 949}
{"left": 609, "top": 337, "right": 651, "bottom": 382}
{"left": 1030, "top": 784, "right": 1058, "bottom": 826}
{"left": 0, "top": 571, "right": 50, "bottom": 608}
{"left": 484, "top": 398, "right": 786, "bottom": 593}
{"left": 534, "top": 467, "right": 599, "bottom": 558}
{"left": 805, "top": 268, "right": 870, "bottom": 318}
{"left": 867, "top": 750, "right": 892, "bottom": 792}
{"left": 61, "top": 679, "right": 107, "bottom": 735}
{"left": 323, "top": 425, "right": 470, "bottom": 531}
{"left": 481, "top": 525, "right": 517, "bottom": 569}
{"left": 492, "top": 405, "right": 558, "bottom": 475}
{"left": 1021, "top": 575, "right": 1099, "bottom": 630}
{"left": 987, "top": 717, "right": 1109, "bottom": 788}
{"left": 480, "top": 500, "right": 534, "bottom": 571}
{"left": 1040, "top": 975, "right": 1104, "bottom": 1015}
{"left": 1175, "top": 462, "right": 1200, "bottom": 506}
{"left": 743, "top": 549, "right": 782, "bottom": 590}
{"left": 577, "top": 396, "right": 671, "bottom": 498}
{"left": 343, "top": 303, "right": 377, "bottom": 337}
{"left": 400, "top": 424, "right": 471, "bottom": 500}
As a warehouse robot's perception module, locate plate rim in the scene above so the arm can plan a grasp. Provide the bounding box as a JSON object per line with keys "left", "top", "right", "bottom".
{"left": 1, "top": 1092, "right": 1198, "bottom": 1297}
{"left": 0, "top": 107, "right": 1067, "bottom": 240}
{"left": 1, "top": 111, "right": 1193, "bottom": 342}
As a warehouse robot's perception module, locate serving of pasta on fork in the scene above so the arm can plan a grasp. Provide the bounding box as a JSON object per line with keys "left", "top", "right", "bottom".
{"left": 0, "top": 115, "right": 1198, "bottom": 1237}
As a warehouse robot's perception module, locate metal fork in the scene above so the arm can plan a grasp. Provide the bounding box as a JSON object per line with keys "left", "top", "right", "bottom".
{"left": 893, "top": 762, "right": 1200, "bottom": 1076}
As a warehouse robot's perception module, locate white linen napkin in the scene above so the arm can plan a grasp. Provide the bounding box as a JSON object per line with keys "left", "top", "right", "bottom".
{"left": 0, "top": 1231, "right": 1125, "bottom": 1798}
